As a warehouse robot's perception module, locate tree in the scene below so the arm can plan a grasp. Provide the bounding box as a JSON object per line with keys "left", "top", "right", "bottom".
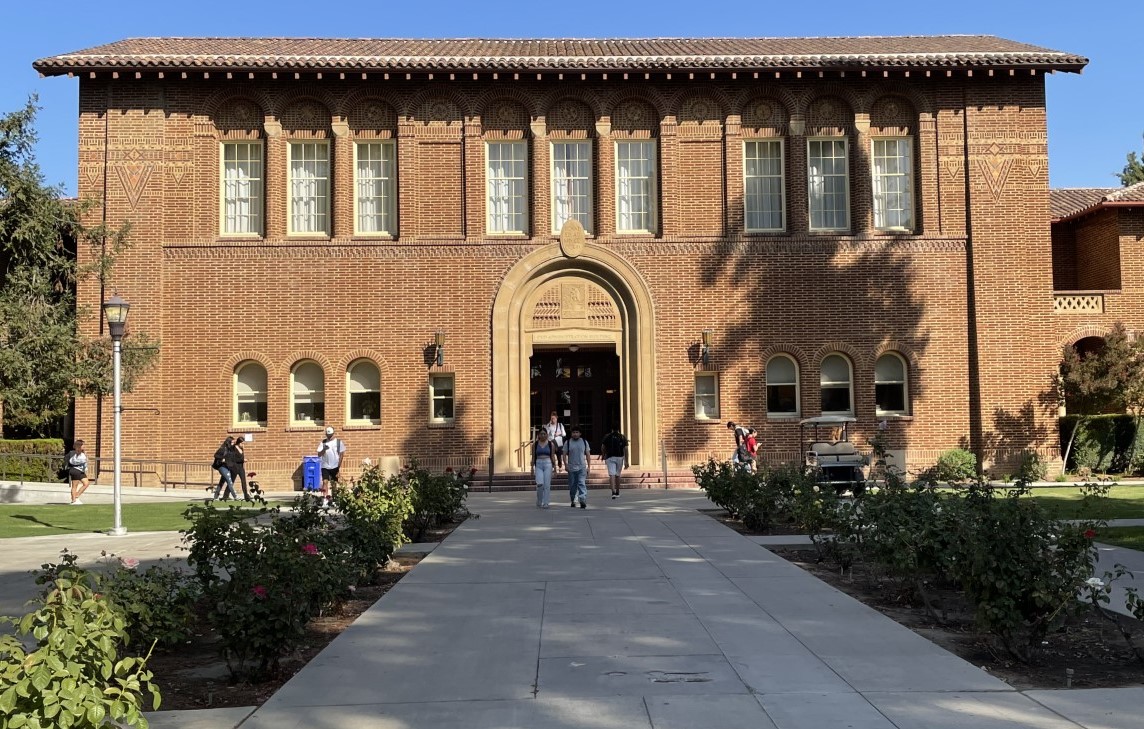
{"left": 1117, "top": 135, "right": 1144, "bottom": 186}
{"left": 0, "top": 98, "right": 158, "bottom": 436}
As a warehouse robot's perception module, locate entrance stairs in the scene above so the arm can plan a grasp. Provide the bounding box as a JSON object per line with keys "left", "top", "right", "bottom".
{"left": 480, "top": 469, "right": 697, "bottom": 492}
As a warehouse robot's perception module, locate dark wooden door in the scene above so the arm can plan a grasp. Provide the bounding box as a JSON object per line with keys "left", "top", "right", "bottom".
{"left": 529, "top": 349, "right": 619, "bottom": 446}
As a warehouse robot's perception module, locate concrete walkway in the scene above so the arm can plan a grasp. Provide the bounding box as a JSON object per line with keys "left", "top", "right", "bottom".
{"left": 229, "top": 490, "right": 1143, "bottom": 729}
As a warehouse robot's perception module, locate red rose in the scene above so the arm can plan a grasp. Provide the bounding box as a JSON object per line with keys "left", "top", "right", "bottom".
{"left": 252, "top": 585, "right": 268, "bottom": 599}
{"left": 1084, "top": 529, "right": 1096, "bottom": 539}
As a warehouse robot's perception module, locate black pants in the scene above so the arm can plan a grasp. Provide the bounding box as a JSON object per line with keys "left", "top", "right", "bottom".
{"left": 232, "top": 464, "right": 250, "bottom": 499}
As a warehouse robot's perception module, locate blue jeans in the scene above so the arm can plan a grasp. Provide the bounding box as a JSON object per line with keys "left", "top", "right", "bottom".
{"left": 213, "top": 466, "right": 237, "bottom": 500}
{"left": 568, "top": 468, "right": 587, "bottom": 504}
{"left": 534, "top": 460, "right": 553, "bottom": 507}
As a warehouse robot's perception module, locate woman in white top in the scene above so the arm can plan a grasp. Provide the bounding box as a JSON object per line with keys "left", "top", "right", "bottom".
{"left": 544, "top": 411, "right": 567, "bottom": 472}
{"left": 68, "top": 439, "right": 90, "bottom": 505}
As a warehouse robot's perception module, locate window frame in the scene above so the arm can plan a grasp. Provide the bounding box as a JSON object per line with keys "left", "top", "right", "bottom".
{"left": 353, "top": 140, "right": 398, "bottom": 237}
{"left": 290, "top": 360, "right": 326, "bottom": 427}
{"left": 429, "top": 373, "right": 456, "bottom": 425}
{"left": 870, "top": 136, "right": 915, "bottom": 233}
{"left": 806, "top": 136, "right": 850, "bottom": 232}
{"left": 743, "top": 138, "right": 786, "bottom": 233}
{"left": 287, "top": 140, "right": 331, "bottom": 237}
{"left": 874, "top": 352, "right": 910, "bottom": 416}
{"left": 765, "top": 354, "right": 801, "bottom": 418}
{"left": 233, "top": 361, "right": 268, "bottom": 428}
{"left": 219, "top": 141, "right": 264, "bottom": 237}
{"left": 614, "top": 140, "right": 659, "bottom": 235}
{"left": 346, "top": 359, "right": 382, "bottom": 426}
{"left": 694, "top": 372, "right": 720, "bottom": 421}
{"left": 485, "top": 140, "right": 530, "bottom": 236}
{"left": 550, "top": 139, "right": 594, "bottom": 235}
{"left": 819, "top": 353, "right": 854, "bottom": 416}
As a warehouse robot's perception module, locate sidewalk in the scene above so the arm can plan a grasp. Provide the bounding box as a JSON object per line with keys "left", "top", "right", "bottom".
{"left": 229, "top": 490, "right": 1141, "bottom": 729}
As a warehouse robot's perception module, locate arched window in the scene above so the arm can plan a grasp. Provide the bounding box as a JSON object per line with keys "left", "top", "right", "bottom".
{"left": 875, "top": 353, "right": 909, "bottom": 415}
{"left": 291, "top": 361, "right": 325, "bottom": 426}
{"left": 234, "top": 361, "right": 267, "bottom": 427}
{"left": 820, "top": 354, "right": 853, "bottom": 415}
{"left": 766, "top": 355, "right": 800, "bottom": 416}
{"left": 347, "top": 360, "right": 381, "bottom": 425}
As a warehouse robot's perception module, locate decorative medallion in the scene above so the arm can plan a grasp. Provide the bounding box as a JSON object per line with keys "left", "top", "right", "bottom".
{"left": 297, "top": 102, "right": 319, "bottom": 125}
{"left": 559, "top": 219, "right": 587, "bottom": 259}
{"left": 561, "top": 282, "right": 589, "bottom": 319}
{"left": 815, "top": 99, "right": 835, "bottom": 118}
{"left": 549, "top": 99, "right": 593, "bottom": 131}
{"left": 232, "top": 101, "right": 257, "bottom": 125}
{"left": 363, "top": 102, "right": 386, "bottom": 125}
{"left": 752, "top": 99, "right": 775, "bottom": 123}
{"left": 612, "top": 100, "right": 655, "bottom": 131}
{"left": 681, "top": 97, "right": 717, "bottom": 124}
{"left": 882, "top": 101, "right": 900, "bottom": 119}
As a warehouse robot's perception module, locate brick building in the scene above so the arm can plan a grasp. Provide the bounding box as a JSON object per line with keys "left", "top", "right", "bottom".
{"left": 32, "top": 36, "right": 1093, "bottom": 487}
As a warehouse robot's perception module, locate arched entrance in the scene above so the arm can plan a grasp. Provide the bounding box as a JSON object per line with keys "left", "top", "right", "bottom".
{"left": 491, "top": 243, "right": 656, "bottom": 472}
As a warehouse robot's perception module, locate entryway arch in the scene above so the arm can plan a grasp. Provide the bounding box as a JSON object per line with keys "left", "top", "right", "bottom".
{"left": 491, "top": 243, "right": 656, "bottom": 471}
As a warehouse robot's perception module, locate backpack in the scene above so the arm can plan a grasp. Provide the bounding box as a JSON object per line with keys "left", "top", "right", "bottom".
{"left": 212, "top": 446, "right": 226, "bottom": 469}
{"left": 603, "top": 431, "right": 627, "bottom": 456}
{"left": 57, "top": 451, "right": 73, "bottom": 482}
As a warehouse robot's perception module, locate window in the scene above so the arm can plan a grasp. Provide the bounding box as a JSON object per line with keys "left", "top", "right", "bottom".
{"left": 347, "top": 360, "right": 381, "bottom": 424}
{"left": 220, "top": 142, "right": 263, "bottom": 235}
{"left": 551, "top": 141, "right": 593, "bottom": 234}
{"left": 429, "top": 373, "right": 455, "bottom": 424}
{"left": 291, "top": 361, "right": 325, "bottom": 425}
{"left": 872, "top": 138, "right": 914, "bottom": 231}
{"left": 615, "top": 141, "right": 657, "bottom": 233}
{"left": 234, "top": 361, "right": 268, "bottom": 427}
{"left": 766, "top": 355, "right": 800, "bottom": 416}
{"left": 807, "top": 138, "right": 849, "bottom": 231}
{"left": 694, "top": 372, "right": 720, "bottom": 420}
{"left": 486, "top": 142, "right": 528, "bottom": 234}
{"left": 744, "top": 140, "right": 785, "bottom": 231}
{"left": 820, "top": 354, "right": 853, "bottom": 415}
{"left": 288, "top": 142, "right": 330, "bottom": 235}
{"left": 355, "top": 142, "right": 397, "bottom": 235}
{"left": 875, "top": 353, "right": 909, "bottom": 415}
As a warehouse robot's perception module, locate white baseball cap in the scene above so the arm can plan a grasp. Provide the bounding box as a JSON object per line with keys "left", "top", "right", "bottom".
{"left": 325, "top": 427, "right": 334, "bottom": 435}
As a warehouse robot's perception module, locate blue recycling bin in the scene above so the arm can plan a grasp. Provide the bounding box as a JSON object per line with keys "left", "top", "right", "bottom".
{"left": 302, "top": 455, "right": 322, "bottom": 491}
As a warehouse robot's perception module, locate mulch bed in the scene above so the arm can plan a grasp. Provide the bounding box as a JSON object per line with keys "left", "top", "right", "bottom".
{"left": 149, "top": 518, "right": 464, "bottom": 712}
{"left": 705, "top": 510, "right": 1144, "bottom": 689}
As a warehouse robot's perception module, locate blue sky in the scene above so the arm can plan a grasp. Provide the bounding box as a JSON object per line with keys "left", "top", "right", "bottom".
{"left": 4, "top": 1, "right": 1141, "bottom": 194}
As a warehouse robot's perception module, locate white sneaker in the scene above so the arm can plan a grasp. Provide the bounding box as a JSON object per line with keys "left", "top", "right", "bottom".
{"left": 70, "top": 499, "right": 83, "bottom": 505}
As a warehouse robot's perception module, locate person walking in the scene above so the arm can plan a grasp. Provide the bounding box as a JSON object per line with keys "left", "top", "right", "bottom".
{"left": 231, "top": 436, "right": 251, "bottom": 501}
{"left": 564, "top": 426, "right": 591, "bottom": 509}
{"left": 211, "top": 437, "right": 238, "bottom": 501}
{"left": 67, "top": 439, "right": 91, "bottom": 505}
{"left": 601, "top": 425, "right": 628, "bottom": 499}
{"left": 544, "top": 411, "right": 567, "bottom": 472}
{"left": 318, "top": 426, "right": 346, "bottom": 507}
{"left": 533, "top": 429, "right": 556, "bottom": 508}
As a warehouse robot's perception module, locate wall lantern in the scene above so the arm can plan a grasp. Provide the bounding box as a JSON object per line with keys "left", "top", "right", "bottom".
{"left": 701, "top": 329, "right": 713, "bottom": 366}
{"left": 434, "top": 330, "right": 445, "bottom": 367}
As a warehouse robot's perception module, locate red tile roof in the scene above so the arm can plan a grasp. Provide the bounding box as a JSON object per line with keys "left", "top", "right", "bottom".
{"left": 1051, "top": 182, "right": 1144, "bottom": 221}
{"left": 33, "top": 36, "right": 1088, "bottom": 76}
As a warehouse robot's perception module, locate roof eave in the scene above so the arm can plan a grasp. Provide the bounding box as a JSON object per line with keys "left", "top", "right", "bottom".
{"left": 1052, "top": 201, "right": 1144, "bottom": 225}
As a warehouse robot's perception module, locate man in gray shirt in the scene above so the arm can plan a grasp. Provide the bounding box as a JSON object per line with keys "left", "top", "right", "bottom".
{"left": 565, "top": 426, "right": 591, "bottom": 509}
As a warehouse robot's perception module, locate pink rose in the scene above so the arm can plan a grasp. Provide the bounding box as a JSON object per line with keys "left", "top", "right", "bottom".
{"left": 252, "top": 585, "right": 268, "bottom": 599}
{"left": 120, "top": 557, "right": 140, "bottom": 570}
{"left": 302, "top": 543, "right": 319, "bottom": 556}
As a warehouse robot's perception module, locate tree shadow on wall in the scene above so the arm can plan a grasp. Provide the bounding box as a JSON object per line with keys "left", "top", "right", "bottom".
{"left": 395, "top": 397, "right": 493, "bottom": 484}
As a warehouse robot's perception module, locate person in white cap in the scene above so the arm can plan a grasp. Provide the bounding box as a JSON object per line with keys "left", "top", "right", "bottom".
{"left": 317, "top": 426, "right": 346, "bottom": 506}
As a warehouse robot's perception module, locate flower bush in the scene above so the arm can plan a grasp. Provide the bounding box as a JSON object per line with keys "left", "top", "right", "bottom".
{"left": 334, "top": 463, "right": 412, "bottom": 577}
{"left": 0, "top": 555, "right": 160, "bottom": 728}
{"left": 402, "top": 461, "right": 473, "bottom": 542}
{"left": 100, "top": 554, "right": 199, "bottom": 650}
{"left": 693, "top": 459, "right": 837, "bottom": 534}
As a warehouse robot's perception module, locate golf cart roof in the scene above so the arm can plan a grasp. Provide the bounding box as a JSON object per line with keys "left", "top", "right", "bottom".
{"left": 799, "top": 416, "right": 858, "bottom": 426}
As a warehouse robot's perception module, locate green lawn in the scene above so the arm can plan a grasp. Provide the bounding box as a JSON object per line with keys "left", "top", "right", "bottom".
{"left": 0, "top": 502, "right": 207, "bottom": 539}
{"left": 1019, "top": 485, "right": 1144, "bottom": 520}
{"left": 1096, "top": 526, "right": 1144, "bottom": 551}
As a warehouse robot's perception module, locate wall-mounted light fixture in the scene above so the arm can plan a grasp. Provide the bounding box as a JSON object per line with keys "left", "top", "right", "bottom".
{"left": 434, "top": 330, "right": 445, "bottom": 367}
{"left": 568, "top": 344, "right": 580, "bottom": 353}
{"left": 701, "top": 329, "right": 713, "bottom": 366}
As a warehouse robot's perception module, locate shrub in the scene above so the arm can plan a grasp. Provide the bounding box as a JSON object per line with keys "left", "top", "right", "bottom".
{"left": 0, "top": 555, "right": 160, "bottom": 727}
{"left": 1016, "top": 450, "right": 1049, "bottom": 483}
{"left": 101, "top": 555, "right": 199, "bottom": 649}
{"left": 0, "top": 437, "right": 64, "bottom": 482}
{"left": 692, "top": 458, "right": 756, "bottom": 518}
{"left": 334, "top": 464, "right": 411, "bottom": 577}
{"left": 403, "top": 461, "right": 473, "bottom": 542}
{"left": 926, "top": 448, "right": 977, "bottom": 483}
{"left": 1060, "top": 414, "right": 1144, "bottom": 474}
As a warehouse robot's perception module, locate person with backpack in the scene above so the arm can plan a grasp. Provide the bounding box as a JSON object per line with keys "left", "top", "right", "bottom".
{"left": 564, "top": 426, "right": 591, "bottom": 509}
{"left": 211, "top": 436, "right": 238, "bottom": 501}
{"left": 66, "top": 439, "right": 90, "bottom": 505}
{"left": 544, "top": 411, "right": 567, "bottom": 472}
{"left": 317, "top": 426, "right": 346, "bottom": 507}
{"left": 601, "top": 425, "right": 628, "bottom": 499}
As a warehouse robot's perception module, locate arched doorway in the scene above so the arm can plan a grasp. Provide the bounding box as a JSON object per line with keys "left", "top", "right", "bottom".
{"left": 491, "top": 243, "right": 656, "bottom": 472}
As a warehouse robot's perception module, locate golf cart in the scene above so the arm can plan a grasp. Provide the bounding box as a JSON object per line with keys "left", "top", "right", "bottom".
{"left": 800, "top": 415, "right": 866, "bottom": 495}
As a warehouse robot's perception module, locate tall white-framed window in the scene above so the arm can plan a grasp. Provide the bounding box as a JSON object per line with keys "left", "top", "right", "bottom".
{"left": 744, "top": 139, "right": 785, "bottom": 232}
{"left": 765, "top": 354, "right": 800, "bottom": 417}
{"left": 486, "top": 141, "right": 528, "bottom": 234}
{"left": 871, "top": 138, "right": 915, "bottom": 231}
{"left": 220, "top": 142, "right": 263, "bottom": 236}
{"left": 429, "top": 373, "right": 455, "bottom": 424}
{"left": 346, "top": 359, "right": 381, "bottom": 425}
{"left": 288, "top": 141, "right": 330, "bottom": 235}
{"left": 354, "top": 141, "right": 397, "bottom": 236}
{"left": 820, "top": 354, "right": 854, "bottom": 415}
{"left": 694, "top": 372, "right": 720, "bottom": 420}
{"left": 875, "top": 352, "right": 910, "bottom": 415}
{"left": 233, "top": 361, "right": 268, "bottom": 427}
{"left": 615, "top": 140, "right": 658, "bottom": 234}
{"left": 807, "top": 138, "right": 849, "bottom": 231}
{"left": 551, "top": 141, "right": 593, "bottom": 234}
{"left": 291, "top": 361, "right": 325, "bottom": 426}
